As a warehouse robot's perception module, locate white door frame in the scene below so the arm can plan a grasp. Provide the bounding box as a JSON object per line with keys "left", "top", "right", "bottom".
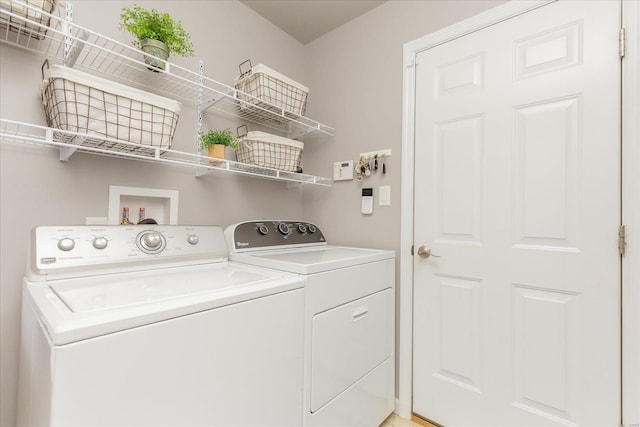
{"left": 398, "top": 1, "right": 640, "bottom": 425}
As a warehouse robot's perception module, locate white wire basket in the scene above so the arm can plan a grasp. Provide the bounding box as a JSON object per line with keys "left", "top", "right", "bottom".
{"left": 234, "top": 60, "right": 309, "bottom": 124}
{"left": 0, "top": 0, "right": 56, "bottom": 40}
{"left": 41, "top": 61, "right": 181, "bottom": 152}
{"left": 236, "top": 129, "right": 303, "bottom": 173}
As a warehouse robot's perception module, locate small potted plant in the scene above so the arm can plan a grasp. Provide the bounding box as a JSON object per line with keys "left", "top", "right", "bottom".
{"left": 199, "top": 129, "right": 239, "bottom": 161}
{"left": 120, "top": 5, "right": 194, "bottom": 71}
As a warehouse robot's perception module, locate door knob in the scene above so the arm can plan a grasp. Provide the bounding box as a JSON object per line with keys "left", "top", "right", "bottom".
{"left": 417, "top": 246, "right": 440, "bottom": 259}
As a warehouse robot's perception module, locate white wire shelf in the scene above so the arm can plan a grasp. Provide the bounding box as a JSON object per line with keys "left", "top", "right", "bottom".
{"left": 0, "top": 0, "right": 334, "bottom": 139}
{"left": 0, "top": 119, "right": 333, "bottom": 186}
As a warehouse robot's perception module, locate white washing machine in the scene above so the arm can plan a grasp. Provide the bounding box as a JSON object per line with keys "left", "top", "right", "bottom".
{"left": 18, "top": 225, "right": 305, "bottom": 427}
{"left": 225, "top": 220, "right": 396, "bottom": 427}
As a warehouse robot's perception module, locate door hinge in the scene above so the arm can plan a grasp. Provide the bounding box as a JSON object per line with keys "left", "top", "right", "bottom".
{"left": 618, "top": 225, "right": 626, "bottom": 256}
{"left": 620, "top": 27, "right": 626, "bottom": 58}
{"left": 411, "top": 245, "right": 414, "bottom": 256}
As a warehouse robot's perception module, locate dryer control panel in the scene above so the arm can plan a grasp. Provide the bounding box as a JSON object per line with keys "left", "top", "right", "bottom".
{"left": 226, "top": 220, "right": 326, "bottom": 252}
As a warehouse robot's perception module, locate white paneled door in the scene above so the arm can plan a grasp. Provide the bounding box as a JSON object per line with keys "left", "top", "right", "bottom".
{"left": 412, "top": 1, "right": 621, "bottom": 426}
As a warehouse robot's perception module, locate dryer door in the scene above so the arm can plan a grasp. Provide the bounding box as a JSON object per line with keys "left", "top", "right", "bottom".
{"left": 310, "top": 288, "right": 393, "bottom": 412}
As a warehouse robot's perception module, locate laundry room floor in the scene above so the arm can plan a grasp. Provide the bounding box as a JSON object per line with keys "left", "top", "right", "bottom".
{"left": 381, "top": 413, "right": 435, "bottom": 427}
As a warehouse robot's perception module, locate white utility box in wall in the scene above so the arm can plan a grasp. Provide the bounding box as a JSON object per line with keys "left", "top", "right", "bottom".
{"left": 108, "top": 186, "right": 179, "bottom": 225}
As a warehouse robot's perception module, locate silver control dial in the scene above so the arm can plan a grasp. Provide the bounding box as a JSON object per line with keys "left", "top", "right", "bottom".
{"left": 187, "top": 234, "right": 199, "bottom": 245}
{"left": 92, "top": 237, "right": 108, "bottom": 250}
{"left": 307, "top": 224, "right": 317, "bottom": 233}
{"left": 258, "top": 224, "right": 269, "bottom": 235}
{"left": 143, "top": 232, "right": 162, "bottom": 248}
{"left": 137, "top": 231, "right": 166, "bottom": 254}
{"left": 277, "top": 223, "right": 290, "bottom": 235}
{"left": 297, "top": 224, "right": 307, "bottom": 233}
{"left": 57, "top": 238, "right": 75, "bottom": 251}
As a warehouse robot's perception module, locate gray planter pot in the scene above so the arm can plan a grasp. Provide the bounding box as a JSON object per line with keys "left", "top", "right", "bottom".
{"left": 140, "top": 38, "right": 169, "bottom": 72}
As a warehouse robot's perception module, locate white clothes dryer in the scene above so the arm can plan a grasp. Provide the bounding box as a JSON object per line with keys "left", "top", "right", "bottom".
{"left": 225, "top": 220, "right": 396, "bottom": 427}
{"left": 18, "top": 225, "right": 305, "bottom": 427}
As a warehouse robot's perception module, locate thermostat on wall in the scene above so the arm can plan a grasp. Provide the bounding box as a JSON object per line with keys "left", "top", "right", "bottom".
{"left": 333, "top": 160, "right": 354, "bottom": 181}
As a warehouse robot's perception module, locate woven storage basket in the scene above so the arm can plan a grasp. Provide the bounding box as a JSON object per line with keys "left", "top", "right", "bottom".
{"left": 236, "top": 131, "right": 303, "bottom": 172}
{"left": 0, "top": 0, "right": 57, "bottom": 40}
{"left": 41, "top": 62, "right": 181, "bottom": 153}
{"left": 234, "top": 63, "right": 308, "bottom": 124}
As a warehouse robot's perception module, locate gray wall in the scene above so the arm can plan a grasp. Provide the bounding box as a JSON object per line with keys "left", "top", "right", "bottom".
{"left": 0, "top": 2, "right": 307, "bottom": 426}
{"left": 0, "top": 1, "right": 503, "bottom": 426}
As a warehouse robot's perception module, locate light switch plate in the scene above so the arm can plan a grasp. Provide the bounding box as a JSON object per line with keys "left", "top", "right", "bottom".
{"left": 333, "top": 160, "right": 354, "bottom": 181}
{"left": 379, "top": 186, "right": 391, "bottom": 206}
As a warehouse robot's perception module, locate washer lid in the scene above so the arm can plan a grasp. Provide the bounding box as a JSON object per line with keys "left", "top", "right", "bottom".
{"left": 50, "top": 266, "right": 275, "bottom": 312}
{"left": 230, "top": 246, "right": 395, "bottom": 275}
{"left": 25, "top": 262, "right": 303, "bottom": 345}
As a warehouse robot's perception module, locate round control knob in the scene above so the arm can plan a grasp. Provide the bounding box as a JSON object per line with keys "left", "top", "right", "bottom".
{"left": 136, "top": 230, "right": 166, "bottom": 254}
{"left": 57, "top": 238, "right": 75, "bottom": 251}
{"left": 297, "top": 224, "right": 307, "bottom": 233}
{"left": 187, "top": 234, "right": 199, "bottom": 245}
{"left": 258, "top": 224, "right": 269, "bottom": 235}
{"left": 142, "top": 232, "right": 162, "bottom": 249}
{"left": 277, "top": 223, "right": 290, "bottom": 235}
{"left": 307, "top": 224, "right": 317, "bottom": 233}
{"left": 92, "top": 237, "right": 108, "bottom": 250}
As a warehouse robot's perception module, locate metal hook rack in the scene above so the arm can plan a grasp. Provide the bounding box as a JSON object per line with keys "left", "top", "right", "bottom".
{"left": 355, "top": 149, "right": 391, "bottom": 181}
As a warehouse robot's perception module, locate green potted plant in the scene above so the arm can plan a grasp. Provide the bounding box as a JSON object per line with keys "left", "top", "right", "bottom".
{"left": 120, "top": 5, "right": 194, "bottom": 71}
{"left": 199, "top": 129, "right": 239, "bottom": 161}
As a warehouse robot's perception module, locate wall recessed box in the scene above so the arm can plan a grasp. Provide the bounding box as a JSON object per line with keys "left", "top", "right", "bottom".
{"left": 108, "top": 186, "right": 179, "bottom": 225}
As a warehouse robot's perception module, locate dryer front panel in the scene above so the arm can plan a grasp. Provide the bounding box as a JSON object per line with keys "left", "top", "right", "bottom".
{"left": 310, "top": 288, "right": 392, "bottom": 412}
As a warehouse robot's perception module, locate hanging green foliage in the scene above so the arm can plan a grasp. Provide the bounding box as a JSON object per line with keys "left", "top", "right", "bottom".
{"left": 120, "top": 5, "right": 194, "bottom": 57}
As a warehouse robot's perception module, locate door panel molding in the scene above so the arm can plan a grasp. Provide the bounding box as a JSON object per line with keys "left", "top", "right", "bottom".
{"left": 513, "top": 94, "right": 581, "bottom": 249}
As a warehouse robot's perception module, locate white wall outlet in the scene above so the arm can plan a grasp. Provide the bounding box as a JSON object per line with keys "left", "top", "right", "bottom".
{"left": 379, "top": 186, "right": 391, "bottom": 206}
{"left": 333, "top": 160, "right": 354, "bottom": 181}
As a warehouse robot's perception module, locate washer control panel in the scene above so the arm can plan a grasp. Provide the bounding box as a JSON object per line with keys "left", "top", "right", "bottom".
{"left": 31, "top": 225, "right": 228, "bottom": 278}
{"left": 227, "top": 220, "right": 326, "bottom": 251}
